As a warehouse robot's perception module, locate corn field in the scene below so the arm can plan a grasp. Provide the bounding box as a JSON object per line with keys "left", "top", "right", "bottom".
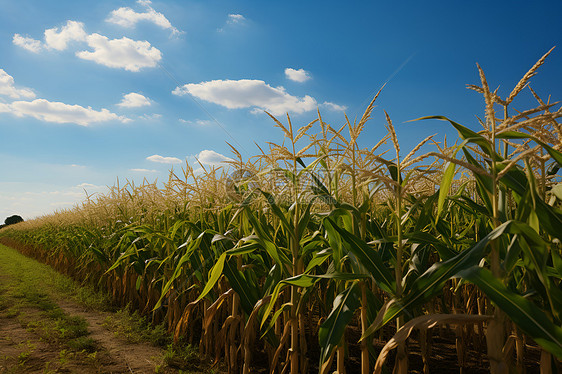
{"left": 1, "top": 50, "right": 562, "bottom": 374}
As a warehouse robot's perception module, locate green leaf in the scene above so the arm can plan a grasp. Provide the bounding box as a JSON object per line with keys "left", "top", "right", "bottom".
{"left": 197, "top": 252, "right": 226, "bottom": 301}
{"left": 437, "top": 160, "right": 457, "bottom": 218}
{"left": 261, "top": 274, "right": 317, "bottom": 327}
{"left": 223, "top": 258, "right": 259, "bottom": 317}
{"left": 363, "top": 221, "right": 512, "bottom": 338}
{"left": 387, "top": 164, "right": 402, "bottom": 184}
{"left": 553, "top": 250, "right": 562, "bottom": 279}
{"left": 259, "top": 190, "right": 295, "bottom": 239}
{"left": 459, "top": 266, "right": 562, "bottom": 359}
{"left": 503, "top": 235, "right": 522, "bottom": 274}
{"left": 414, "top": 116, "right": 496, "bottom": 158}
{"left": 496, "top": 161, "right": 562, "bottom": 239}
{"left": 324, "top": 218, "right": 395, "bottom": 294}
{"left": 463, "top": 148, "right": 494, "bottom": 213}
{"left": 405, "top": 231, "right": 457, "bottom": 261}
{"left": 243, "top": 207, "right": 290, "bottom": 270}
{"left": 319, "top": 283, "right": 361, "bottom": 366}
{"left": 260, "top": 272, "right": 367, "bottom": 328}
{"left": 496, "top": 131, "right": 562, "bottom": 167}
{"left": 88, "top": 246, "right": 109, "bottom": 264}
{"left": 297, "top": 203, "right": 312, "bottom": 239}
{"left": 153, "top": 235, "right": 204, "bottom": 310}
{"left": 305, "top": 249, "right": 332, "bottom": 273}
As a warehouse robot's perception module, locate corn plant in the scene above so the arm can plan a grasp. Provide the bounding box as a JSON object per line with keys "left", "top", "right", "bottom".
{"left": 1, "top": 48, "right": 561, "bottom": 374}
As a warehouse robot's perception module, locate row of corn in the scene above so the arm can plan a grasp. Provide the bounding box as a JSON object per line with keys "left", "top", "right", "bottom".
{"left": 1, "top": 50, "right": 562, "bottom": 373}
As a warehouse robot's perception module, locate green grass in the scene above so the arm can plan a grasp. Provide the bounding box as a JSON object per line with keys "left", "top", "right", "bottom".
{"left": 0, "top": 244, "right": 212, "bottom": 373}
{"left": 0, "top": 244, "right": 111, "bottom": 312}
{"left": 162, "top": 344, "right": 218, "bottom": 374}
{"left": 0, "top": 244, "right": 99, "bottom": 364}
{"left": 104, "top": 306, "right": 170, "bottom": 346}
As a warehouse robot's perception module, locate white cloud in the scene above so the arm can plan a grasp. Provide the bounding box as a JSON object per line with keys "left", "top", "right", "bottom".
{"left": 13, "top": 20, "right": 162, "bottom": 72}
{"left": 107, "top": 1, "right": 181, "bottom": 35}
{"left": 77, "top": 34, "right": 161, "bottom": 72}
{"left": 218, "top": 14, "right": 246, "bottom": 32}
{"left": 227, "top": 14, "right": 246, "bottom": 24}
{"left": 0, "top": 70, "right": 128, "bottom": 126}
{"left": 6, "top": 99, "right": 129, "bottom": 126}
{"left": 173, "top": 79, "right": 317, "bottom": 115}
{"left": 75, "top": 182, "right": 105, "bottom": 191}
{"left": 140, "top": 113, "right": 162, "bottom": 120}
{"left": 130, "top": 168, "right": 158, "bottom": 172}
{"left": 12, "top": 34, "right": 43, "bottom": 53}
{"left": 117, "top": 92, "right": 151, "bottom": 108}
{"left": 0, "top": 103, "right": 11, "bottom": 113}
{"left": 76, "top": 34, "right": 162, "bottom": 72}
{"left": 322, "top": 101, "right": 348, "bottom": 111}
{"left": 179, "top": 118, "right": 213, "bottom": 126}
{"left": 44, "top": 20, "right": 87, "bottom": 51}
{"left": 146, "top": 154, "right": 182, "bottom": 164}
{"left": 285, "top": 68, "right": 311, "bottom": 83}
{"left": 197, "top": 150, "right": 233, "bottom": 166}
{"left": 0, "top": 69, "right": 36, "bottom": 99}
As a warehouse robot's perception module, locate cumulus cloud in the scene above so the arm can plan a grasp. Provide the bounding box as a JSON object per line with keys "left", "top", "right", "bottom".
{"left": 6, "top": 99, "right": 129, "bottom": 126}
{"left": 173, "top": 79, "right": 317, "bottom": 115}
{"left": 322, "top": 101, "right": 348, "bottom": 111}
{"left": 13, "top": 20, "right": 162, "bottom": 72}
{"left": 44, "top": 20, "right": 87, "bottom": 50}
{"left": 117, "top": 92, "right": 151, "bottom": 108}
{"left": 146, "top": 155, "right": 182, "bottom": 164}
{"left": 107, "top": 1, "right": 181, "bottom": 35}
{"left": 197, "top": 150, "right": 233, "bottom": 165}
{"left": 76, "top": 34, "right": 162, "bottom": 72}
{"left": 285, "top": 68, "right": 311, "bottom": 83}
{"left": 0, "top": 69, "right": 128, "bottom": 126}
{"left": 0, "top": 69, "right": 35, "bottom": 99}
{"left": 130, "top": 168, "right": 158, "bottom": 173}
{"left": 12, "top": 34, "right": 42, "bottom": 53}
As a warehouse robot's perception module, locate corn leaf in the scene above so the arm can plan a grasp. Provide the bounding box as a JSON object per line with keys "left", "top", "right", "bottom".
{"left": 324, "top": 218, "right": 395, "bottom": 294}
{"left": 459, "top": 266, "right": 562, "bottom": 358}
{"left": 318, "top": 282, "right": 361, "bottom": 366}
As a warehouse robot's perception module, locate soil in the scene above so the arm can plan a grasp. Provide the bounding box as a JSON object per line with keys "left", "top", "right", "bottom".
{"left": 0, "top": 279, "right": 164, "bottom": 373}
{"left": 0, "top": 254, "right": 195, "bottom": 374}
{"left": 57, "top": 301, "right": 167, "bottom": 373}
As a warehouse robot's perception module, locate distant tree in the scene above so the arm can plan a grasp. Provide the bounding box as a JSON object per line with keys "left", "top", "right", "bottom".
{"left": 4, "top": 215, "right": 24, "bottom": 226}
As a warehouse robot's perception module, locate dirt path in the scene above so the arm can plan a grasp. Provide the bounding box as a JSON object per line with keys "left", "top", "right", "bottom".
{"left": 0, "top": 244, "right": 209, "bottom": 374}
{"left": 0, "top": 300, "right": 166, "bottom": 373}
{"left": 57, "top": 301, "right": 166, "bottom": 373}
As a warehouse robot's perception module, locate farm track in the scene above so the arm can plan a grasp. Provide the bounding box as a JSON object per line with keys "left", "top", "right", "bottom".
{"left": 56, "top": 301, "right": 166, "bottom": 373}
{"left": 0, "top": 243, "right": 204, "bottom": 374}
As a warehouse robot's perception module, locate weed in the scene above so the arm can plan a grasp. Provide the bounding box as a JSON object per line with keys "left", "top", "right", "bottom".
{"left": 56, "top": 315, "right": 88, "bottom": 339}
{"left": 163, "top": 344, "right": 201, "bottom": 371}
{"left": 104, "top": 307, "right": 170, "bottom": 346}
{"left": 68, "top": 336, "right": 97, "bottom": 352}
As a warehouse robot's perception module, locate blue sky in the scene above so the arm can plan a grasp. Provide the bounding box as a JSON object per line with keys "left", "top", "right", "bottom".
{"left": 1, "top": 0, "right": 561, "bottom": 219}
